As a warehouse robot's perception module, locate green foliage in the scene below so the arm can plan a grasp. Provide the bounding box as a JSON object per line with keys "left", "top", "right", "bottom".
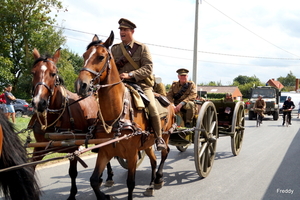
{"left": 207, "top": 93, "right": 227, "bottom": 99}
{"left": 277, "top": 71, "right": 296, "bottom": 91}
{"left": 0, "top": 56, "right": 14, "bottom": 89}
{"left": 0, "top": 0, "right": 66, "bottom": 98}
{"left": 57, "top": 49, "right": 80, "bottom": 92}
{"left": 232, "top": 75, "right": 264, "bottom": 98}
{"left": 233, "top": 75, "right": 260, "bottom": 85}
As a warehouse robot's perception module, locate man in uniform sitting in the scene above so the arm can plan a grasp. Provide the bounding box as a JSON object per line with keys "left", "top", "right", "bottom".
{"left": 167, "top": 68, "right": 197, "bottom": 127}
{"left": 111, "top": 18, "right": 166, "bottom": 151}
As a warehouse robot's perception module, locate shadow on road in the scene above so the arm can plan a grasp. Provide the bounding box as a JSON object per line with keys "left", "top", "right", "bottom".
{"left": 262, "top": 128, "right": 300, "bottom": 200}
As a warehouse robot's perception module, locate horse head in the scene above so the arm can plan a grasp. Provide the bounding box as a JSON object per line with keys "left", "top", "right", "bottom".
{"left": 75, "top": 31, "right": 115, "bottom": 97}
{"left": 31, "top": 48, "right": 61, "bottom": 113}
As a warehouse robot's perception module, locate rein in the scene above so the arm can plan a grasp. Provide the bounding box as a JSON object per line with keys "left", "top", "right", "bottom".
{"left": 36, "top": 85, "right": 68, "bottom": 130}
{"left": 80, "top": 43, "right": 125, "bottom": 133}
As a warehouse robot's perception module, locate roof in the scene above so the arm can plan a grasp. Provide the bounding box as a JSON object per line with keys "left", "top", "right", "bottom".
{"left": 197, "top": 86, "right": 242, "bottom": 95}
{"left": 267, "top": 79, "right": 284, "bottom": 90}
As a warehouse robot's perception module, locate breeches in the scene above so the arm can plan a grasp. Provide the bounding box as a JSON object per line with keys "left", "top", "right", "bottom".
{"left": 180, "top": 101, "right": 195, "bottom": 122}
{"left": 143, "top": 87, "right": 159, "bottom": 117}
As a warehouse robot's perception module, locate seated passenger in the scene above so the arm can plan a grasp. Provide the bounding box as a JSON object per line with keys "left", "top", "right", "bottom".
{"left": 224, "top": 93, "right": 233, "bottom": 102}
{"left": 167, "top": 68, "right": 197, "bottom": 128}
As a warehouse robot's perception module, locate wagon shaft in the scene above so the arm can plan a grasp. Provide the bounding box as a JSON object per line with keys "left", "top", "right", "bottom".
{"left": 27, "top": 138, "right": 111, "bottom": 148}
{"left": 45, "top": 132, "right": 87, "bottom": 140}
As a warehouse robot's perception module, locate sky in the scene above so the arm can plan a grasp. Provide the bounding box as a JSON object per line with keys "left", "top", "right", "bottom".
{"left": 51, "top": 0, "right": 300, "bottom": 86}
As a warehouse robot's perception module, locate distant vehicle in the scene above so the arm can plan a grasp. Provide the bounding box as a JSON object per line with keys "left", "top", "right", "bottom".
{"left": 14, "top": 99, "right": 34, "bottom": 117}
{"left": 279, "top": 92, "right": 300, "bottom": 114}
{"left": 0, "top": 99, "right": 34, "bottom": 117}
{"left": 248, "top": 86, "right": 280, "bottom": 120}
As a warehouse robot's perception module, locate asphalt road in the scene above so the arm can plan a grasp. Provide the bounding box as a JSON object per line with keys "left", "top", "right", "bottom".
{"left": 36, "top": 113, "right": 300, "bottom": 200}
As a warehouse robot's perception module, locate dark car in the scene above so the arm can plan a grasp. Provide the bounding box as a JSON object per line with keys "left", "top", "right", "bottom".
{"left": 13, "top": 99, "right": 34, "bottom": 117}
{"left": 0, "top": 99, "right": 34, "bottom": 117}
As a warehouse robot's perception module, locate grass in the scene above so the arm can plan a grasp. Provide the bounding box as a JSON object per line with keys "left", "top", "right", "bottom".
{"left": 12, "top": 116, "right": 95, "bottom": 167}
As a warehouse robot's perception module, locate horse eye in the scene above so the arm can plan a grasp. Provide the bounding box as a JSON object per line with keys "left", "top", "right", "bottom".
{"left": 98, "top": 56, "right": 104, "bottom": 60}
{"left": 50, "top": 73, "right": 56, "bottom": 77}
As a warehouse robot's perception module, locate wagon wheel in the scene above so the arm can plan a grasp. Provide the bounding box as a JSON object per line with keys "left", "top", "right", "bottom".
{"left": 176, "top": 143, "right": 191, "bottom": 152}
{"left": 194, "top": 101, "right": 218, "bottom": 178}
{"left": 116, "top": 150, "right": 146, "bottom": 169}
{"left": 231, "top": 101, "right": 245, "bottom": 156}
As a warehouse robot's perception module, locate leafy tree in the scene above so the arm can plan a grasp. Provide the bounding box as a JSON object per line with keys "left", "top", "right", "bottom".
{"left": 233, "top": 75, "right": 260, "bottom": 85}
{"left": 0, "top": 56, "right": 14, "bottom": 90}
{"left": 277, "top": 71, "right": 296, "bottom": 91}
{"left": 0, "top": 0, "right": 66, "bottom": 98}
{"left": 57, "top": 49, "right": 80, "bottom": 92}
{"left": 232, "top": 75, "right": 263, "bottom": 98}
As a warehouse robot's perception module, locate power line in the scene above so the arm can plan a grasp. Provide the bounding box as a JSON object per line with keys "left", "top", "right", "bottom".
{"left": 203, "top": 0, "right": 300, "bottom": 58}
{"left": 51, "top": 24, "right": 300, "bottom": 61}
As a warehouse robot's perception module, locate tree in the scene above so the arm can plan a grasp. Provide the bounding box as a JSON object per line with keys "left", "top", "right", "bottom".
{"left": 233, "top": 75, "right": 260, "bottom": 85}
{"left": 232, "top": 75, "right": 263, "bottom": 98}
{"left": 0, "top": 0, "right": 66, "bottom": 98}
{"left": 57, "top": 49, "right": 81, "bottom": 92}
{"left": 277, "top": 71, "right": 296, "bottom": 91}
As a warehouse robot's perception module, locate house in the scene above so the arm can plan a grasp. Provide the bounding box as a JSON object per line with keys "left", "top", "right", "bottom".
{"left": 197, "top": 86, "right": 243, "bottom": 100}
{"left": 266, "top": 79, "right": 284, "bottom": 90}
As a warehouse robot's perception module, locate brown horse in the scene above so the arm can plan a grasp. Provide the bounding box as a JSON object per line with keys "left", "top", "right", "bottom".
{"left": 75, "top": 31, "right": 176, "bottom": 199}
{"left": 0, "top": 109, "right": 41, "bottom": 200}
{"left": 30, "top": 48, "right": 115, "bottom": 200}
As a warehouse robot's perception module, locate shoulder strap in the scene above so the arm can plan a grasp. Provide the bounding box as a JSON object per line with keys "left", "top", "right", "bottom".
{"left": 120, "top": 43, "right": 154, "bottom": 87}
{"left": 173, "top": 82, "right": 191, "bottom": 100}
{"left": 120, "top": 43, "right": 139, "bottom": 70}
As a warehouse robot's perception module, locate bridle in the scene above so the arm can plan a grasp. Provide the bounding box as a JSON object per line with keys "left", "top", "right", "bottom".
{"left": 32, "top": 59, "right": 60, "bottom": 99}
{"left": 31, "top": 59, "right": 67, "bottom": 130}
{"left": 80, "top": 44, "right": 122, "bottom": 89}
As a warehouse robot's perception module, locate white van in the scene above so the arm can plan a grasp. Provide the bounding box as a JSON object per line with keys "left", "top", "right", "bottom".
{"left": 279, "top": 92, "right": 300, "bottom": 113}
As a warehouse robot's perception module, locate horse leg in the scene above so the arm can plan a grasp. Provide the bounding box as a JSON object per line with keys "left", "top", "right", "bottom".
{"left": 143, "top": 147, "right": 157, "bottom": 196}
{"left": 104, "top": 162, "right": 114, "bottom": 187}
{"left": 90, "top": 153, "right": 111, "bottom": 200}
{"left": 154, "top": 144, "right": 170, "bottom": 189}
{"left": 67, "top": 159, "right": 78, "bottom": 200}
{"left": 126, "top": 152, "right": 138, "bottom": 200}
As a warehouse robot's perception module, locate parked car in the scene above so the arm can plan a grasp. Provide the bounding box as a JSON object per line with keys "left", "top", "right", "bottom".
{"left": 14, "top": 99, "right": 34, "bottom": 117}
{"left": 0, "top": 99, "right": 34, "bottom": 117}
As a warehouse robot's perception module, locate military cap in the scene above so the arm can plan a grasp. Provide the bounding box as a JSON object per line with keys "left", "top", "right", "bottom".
{"left": 176, "top": 68, "right": 189, "bottom": 75}
{"left": 118, "top": 18, "right": 136, "bottom": 29}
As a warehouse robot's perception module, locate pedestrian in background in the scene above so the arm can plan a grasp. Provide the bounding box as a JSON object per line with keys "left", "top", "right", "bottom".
{"left": 4, "top": 84, "right": 16, "bottom": 123}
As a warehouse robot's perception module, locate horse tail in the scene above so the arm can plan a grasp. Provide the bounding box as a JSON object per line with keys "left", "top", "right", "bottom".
{"left": 0, "top": 111, "right": 41, "bottom": 200}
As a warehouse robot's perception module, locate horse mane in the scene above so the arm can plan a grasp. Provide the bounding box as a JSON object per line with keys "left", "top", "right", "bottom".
{"left": 86, "top": 40, "right": 103, "bottom": 50}
{"left": 0, "top": 110, "right": 41, "bottom": 199}
{"left": 33, "top": 54, "right": 53, "bottom": 66}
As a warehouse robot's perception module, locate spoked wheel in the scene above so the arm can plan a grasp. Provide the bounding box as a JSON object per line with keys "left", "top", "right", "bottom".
{"left": 194, "top": 101, "right": 218, "bottom": 178}
{"left": 176, "top": 143, "right": 191, "bottom": 152}
{"left": 117, "top": 150, "right": 146, "bottom": 169}
{"left": 231, "top": 101, "right": 245, "bottom": 156}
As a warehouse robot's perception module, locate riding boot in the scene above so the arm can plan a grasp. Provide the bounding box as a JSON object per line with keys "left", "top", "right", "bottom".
{"left": 151, "top": 116, "right": 166, "bottom": 151}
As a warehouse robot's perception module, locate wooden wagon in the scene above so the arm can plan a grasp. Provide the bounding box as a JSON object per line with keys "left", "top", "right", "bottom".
{"left": 169, "top": 100, "right": 245, "bottom": 178}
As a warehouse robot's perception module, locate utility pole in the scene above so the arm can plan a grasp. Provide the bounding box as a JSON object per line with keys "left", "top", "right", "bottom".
{"left": 193, "top": 0, "right": 201, "bottom": 86}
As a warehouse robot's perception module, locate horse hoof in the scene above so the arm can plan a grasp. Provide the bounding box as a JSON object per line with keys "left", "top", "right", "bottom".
{"left": 104, "top": 180, "right": 114, "bottom": 187}
{"left": 154, "top": 181, "right": 164, "bottom": 190}
{"left": 143, "top": 187, "right": 154, "bottom": 196}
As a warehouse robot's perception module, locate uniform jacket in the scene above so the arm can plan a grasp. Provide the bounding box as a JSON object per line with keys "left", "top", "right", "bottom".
{"left": 254, "top": 99, "right": 266, "bottom": 109}
{"left": 167, "top": 81, "right": 197, "bottom": 105}
{"left": 111, "top": 40, "right": 153, "bottom": 89}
